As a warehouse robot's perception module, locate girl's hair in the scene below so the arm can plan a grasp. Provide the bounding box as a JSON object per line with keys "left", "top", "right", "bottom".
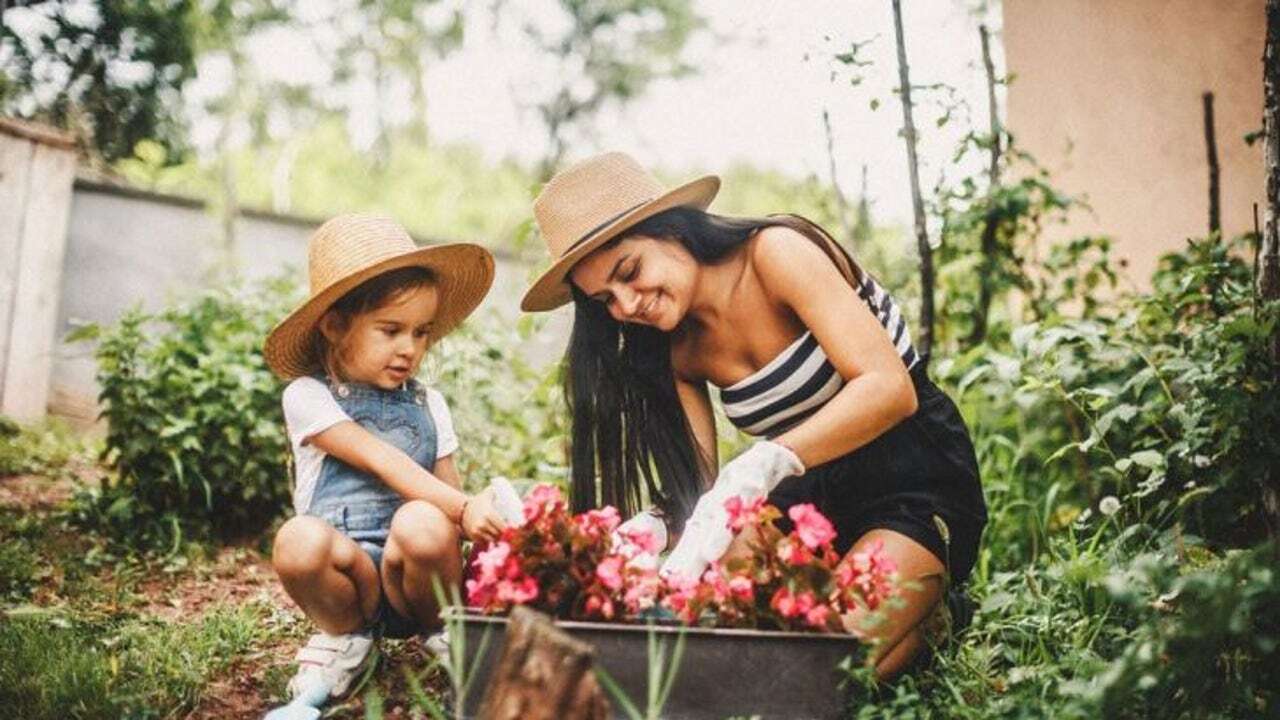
{"left": 564, "top": 208, "right": 862, "bottom": 525}
{"left": 315, "top": 266, "right": 436, "bottom": 380}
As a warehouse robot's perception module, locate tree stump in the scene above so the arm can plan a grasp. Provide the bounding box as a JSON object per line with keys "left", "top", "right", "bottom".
{"left": 476, "top": 606, "right": 611, "bottom": 720}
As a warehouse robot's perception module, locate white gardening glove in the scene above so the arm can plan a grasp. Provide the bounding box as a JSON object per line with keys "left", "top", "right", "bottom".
{"left": 611, "top": 509, "right": 668, "bottom": 570}
{"left": 489, "top": 476, "right": 526, "bottom": 528}
{"left": 659, "top": 441, "right": 804, "bottom": 582}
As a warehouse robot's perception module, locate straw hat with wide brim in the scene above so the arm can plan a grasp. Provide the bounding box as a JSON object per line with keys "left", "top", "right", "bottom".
{"left": 264, "top": 214, "right": 494, "bottom": 379}
{"left": 521, "top": 152, "right": 720, "bottom": 312}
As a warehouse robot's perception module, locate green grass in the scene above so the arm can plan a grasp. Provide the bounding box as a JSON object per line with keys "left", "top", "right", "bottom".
{"left": 0, "top": 604, "right": 268, "bottom": 719}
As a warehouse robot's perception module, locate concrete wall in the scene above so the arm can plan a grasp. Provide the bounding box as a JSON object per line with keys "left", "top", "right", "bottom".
{"left": 50, "top": 181, "right": 568, "bottom": 423}
{"left": 0, "top": 120, "right": 77, "bottom": 422}
{"left": 1002, "top": 0, "right": 1266, "bottom": 285}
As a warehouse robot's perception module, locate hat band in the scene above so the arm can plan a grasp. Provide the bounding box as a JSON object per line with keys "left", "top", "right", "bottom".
{"left": 560, "top": 197, "right": 653, "bottom": 257}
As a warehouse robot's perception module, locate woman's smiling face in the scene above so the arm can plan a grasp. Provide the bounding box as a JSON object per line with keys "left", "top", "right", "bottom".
{"left": 569, "top": 234, "right": 698, "bottom": 331}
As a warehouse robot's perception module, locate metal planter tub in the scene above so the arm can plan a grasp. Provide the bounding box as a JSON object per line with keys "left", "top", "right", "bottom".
{"left": 452, "top": 610, "right": 865, "bottom": 720}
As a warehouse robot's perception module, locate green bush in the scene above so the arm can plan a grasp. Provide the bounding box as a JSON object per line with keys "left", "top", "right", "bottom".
{"left": 1064, "top": 543, "right": 1280, "bottom": 718}
{"left": 71, "top": 278, "right": 298, "bottom": 546}
{"left": 425, "top": 309, "right": 567, "bottom": 490}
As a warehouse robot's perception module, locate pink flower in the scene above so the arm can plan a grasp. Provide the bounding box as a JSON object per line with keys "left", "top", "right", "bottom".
{"left": 728, "top": 575, "right": 754, "bottom": 601}
{"left": 474, "top": 542, "right": 511, "bottom": 583}
{"left": 465, "top": 577, "right": 495, "bottom": 608}
{"left": 522, "top": 483, "right": 566, "bottom": 523}
{"left": 585, "top": 593, "right": 616, "bottom": 619}
{"left": 776, "top": 537, "right": 813, "bottom": 566}
{"left": 772, "top": 587, "right": 801, "bottom": 618}
{"left": 788, "top": 504, "right": 837, "bottom": 550}
{"left": 596, "top": 555, "right": 625, "bottom": 591}
{"left": 623, "top": 571, "right": 661, "bottom": 613}
{"left": 495, "top": 576, "right": 539, "bottom": 605}
{"left": 618, "top": 526, "right": 662, "bottom": 555}
{"left": 576, "top": 507, "right": 621, "bottom": 539}
{"left": 725, "top": 495, "right": 768, "bottom": 531}
{"left": 805, "top": 604, "right": 831, "bottom": 629}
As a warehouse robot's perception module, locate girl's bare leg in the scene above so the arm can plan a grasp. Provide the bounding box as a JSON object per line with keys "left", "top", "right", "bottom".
{"left": 272, "top": 515, "right": 381, "bottom": 634}
{"left": 382, "top": 500, "right": 463, "bottom": 630}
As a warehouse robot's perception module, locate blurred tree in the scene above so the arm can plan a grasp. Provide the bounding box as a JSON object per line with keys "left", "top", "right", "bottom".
{"left": 327, "top": 0, "right": 464, "bottom": 162}
{"left": 0, "top": 0, "right": 197, "bottom": 161}
{"left": 494, "top": 0, "right": 703, "bottom": 180}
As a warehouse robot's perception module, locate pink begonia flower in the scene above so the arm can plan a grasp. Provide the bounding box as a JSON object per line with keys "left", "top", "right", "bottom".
{"left": 465, "top": 577, "right": 495, "bottom": 608}
{"left": 788, "top": 504, "right": 837, "bottom": 550}
{"left": 585, "top": 593, "right": 616, "bottom": 619}
{"left": 495, "top": 576, "right": 538, "bottom": 604}
{"left": 474, "top": 542, "right": 511, "bottom": 584}
{"left": 618, "top": 526, "right": 662, "bottom": 555}
{"left": 776, "top": 537, "right": 813, "bottom": 566}
{"left": 596, "top": 555, "right": 625, "bottom": 591}
{"left": 725, "top": 495, "right": 768, "bottom": 531}
{"left": 805, "top": 604, "right": 831, "bottom": 629}
{"left": 576, "top": 506, "right": 621, "bottom": 538}
{"left": 624, "top": 571, "right": 661, "bottom": 613}
{"left": 728, "top": 575, "right": 754, "bottom": 601}
{"left": 772, "top": 587, "right": 801, "bottom": 618}
{"left": 522, "top": 483, "right": 565, "bottom": 523}
{"left": 702, "top": 563, "right": 731, "bottom": 603}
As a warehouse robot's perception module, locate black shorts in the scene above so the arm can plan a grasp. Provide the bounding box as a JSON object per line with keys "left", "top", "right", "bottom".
{"left": 767, "top": 365, "right": 987, "bottom": 584}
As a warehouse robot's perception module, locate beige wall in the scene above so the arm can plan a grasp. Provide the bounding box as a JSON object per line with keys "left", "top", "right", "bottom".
{"left": 1003, "top": 0, "right": 1265, "bottom": 285}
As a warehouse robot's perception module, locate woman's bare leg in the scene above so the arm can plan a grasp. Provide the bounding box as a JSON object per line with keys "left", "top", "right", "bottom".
{"left": 841, "top": 528, "right": 945, "bottom": 681}
{"left": 273, "top": 515, "right": 381, "bottom": 634}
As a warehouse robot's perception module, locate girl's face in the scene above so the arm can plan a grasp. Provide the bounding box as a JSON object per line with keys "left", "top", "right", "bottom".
{"left": 569, "top": 235, "right": 698, "bottom": 331}
{"left": 323, "top": 284, "right": 439, "bottom": 389}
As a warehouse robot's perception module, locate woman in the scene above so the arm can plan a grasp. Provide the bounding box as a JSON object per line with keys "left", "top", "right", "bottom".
{"left": 522, "top": 152, "right": 986, "bottom": 679}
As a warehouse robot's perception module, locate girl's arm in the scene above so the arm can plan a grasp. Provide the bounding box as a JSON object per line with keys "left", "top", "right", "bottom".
{"left": 751, "top": 226, "right": 918, "bottom": 468}
{"left": 310, "top": 423, "right": 504, "bottom": 540}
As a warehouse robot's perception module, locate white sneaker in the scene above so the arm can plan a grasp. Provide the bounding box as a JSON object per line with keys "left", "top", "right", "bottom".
{"left": 424, "top": 630, "right": 451, "bottom": 662}
{"left": 287, "top": 631, "right": 375, "bottom": 700}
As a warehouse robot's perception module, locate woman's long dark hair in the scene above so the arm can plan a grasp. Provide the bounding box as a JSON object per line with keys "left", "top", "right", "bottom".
{"left": 564, "top": 208, "right": 863, "bottom": 526}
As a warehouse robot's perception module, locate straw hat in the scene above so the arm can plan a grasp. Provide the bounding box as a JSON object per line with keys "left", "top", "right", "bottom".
{"left": 521, "top": 152, "right": 720, "bottom": 312}
{"left": 264, "top": 214, "right": 494, "bottom": 379}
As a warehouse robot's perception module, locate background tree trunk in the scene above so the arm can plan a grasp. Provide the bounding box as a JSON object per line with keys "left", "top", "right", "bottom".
{"left": 891, "top": 0, "right": 934, "bottom": 366}
{"left": 968, "top": 23, "right": 1004, "bottom": 347}
{"left": 822, "top": 109, "right": 856, "bottom": 245}
{"left": 1259, "top": 0, "right": 1280, "bottom": 535}
{"left": 478, "top": 607, "right": 611, "bottom": 720}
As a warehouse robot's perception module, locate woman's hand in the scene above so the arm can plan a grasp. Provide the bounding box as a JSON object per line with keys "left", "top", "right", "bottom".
{"left": 461, "top": 486, "right": 508, "bottom": 543}
{"left": 660, "top": 441, "right": 804, "bottom": 581}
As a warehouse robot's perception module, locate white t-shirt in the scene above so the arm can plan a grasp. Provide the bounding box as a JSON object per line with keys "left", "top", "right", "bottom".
{"left": 282, "top": 376, "right": 459, "bottom": 514}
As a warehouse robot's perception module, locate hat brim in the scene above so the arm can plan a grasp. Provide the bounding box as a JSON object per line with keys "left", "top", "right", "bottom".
{"left": 264, "top": 243, "right": 495, "bottom": 379}
{"left": 520, "top": 175, "right": 720, "bottom": 312}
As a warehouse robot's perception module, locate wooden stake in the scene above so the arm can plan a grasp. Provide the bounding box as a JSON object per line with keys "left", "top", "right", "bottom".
{"left": 1203, "top": 91, "right": 1222, "bottom": 237}
{"left": 477, "top": 607, "right": 611, "bottom": 720}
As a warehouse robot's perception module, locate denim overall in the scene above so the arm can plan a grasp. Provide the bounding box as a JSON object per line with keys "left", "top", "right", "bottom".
{"left": 304, "top": 376, "right": 437, "bottom": 636}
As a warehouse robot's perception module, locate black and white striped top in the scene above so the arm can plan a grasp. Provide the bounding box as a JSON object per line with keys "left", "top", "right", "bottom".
{"left": 718, "top": 274, "right": 918, "bottom": 438}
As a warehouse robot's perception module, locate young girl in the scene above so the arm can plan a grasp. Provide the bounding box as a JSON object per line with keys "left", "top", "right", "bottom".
{"left": 263, "top": 213, "right": 507, "bottom": 701}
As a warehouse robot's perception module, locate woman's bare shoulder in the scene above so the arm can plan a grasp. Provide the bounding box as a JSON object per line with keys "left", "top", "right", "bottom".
{"left": 746, "top": 225, "right": 841, "bottom": 304}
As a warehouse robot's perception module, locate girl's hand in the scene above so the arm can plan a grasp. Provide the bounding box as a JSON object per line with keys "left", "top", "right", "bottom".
{"left": 461, "top": 486, "right": 508, "bottom": 543}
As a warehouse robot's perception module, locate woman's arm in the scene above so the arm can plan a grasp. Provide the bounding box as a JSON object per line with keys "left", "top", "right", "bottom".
{"left": 752, "top": 227, "right": 918, "bottom": 468}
